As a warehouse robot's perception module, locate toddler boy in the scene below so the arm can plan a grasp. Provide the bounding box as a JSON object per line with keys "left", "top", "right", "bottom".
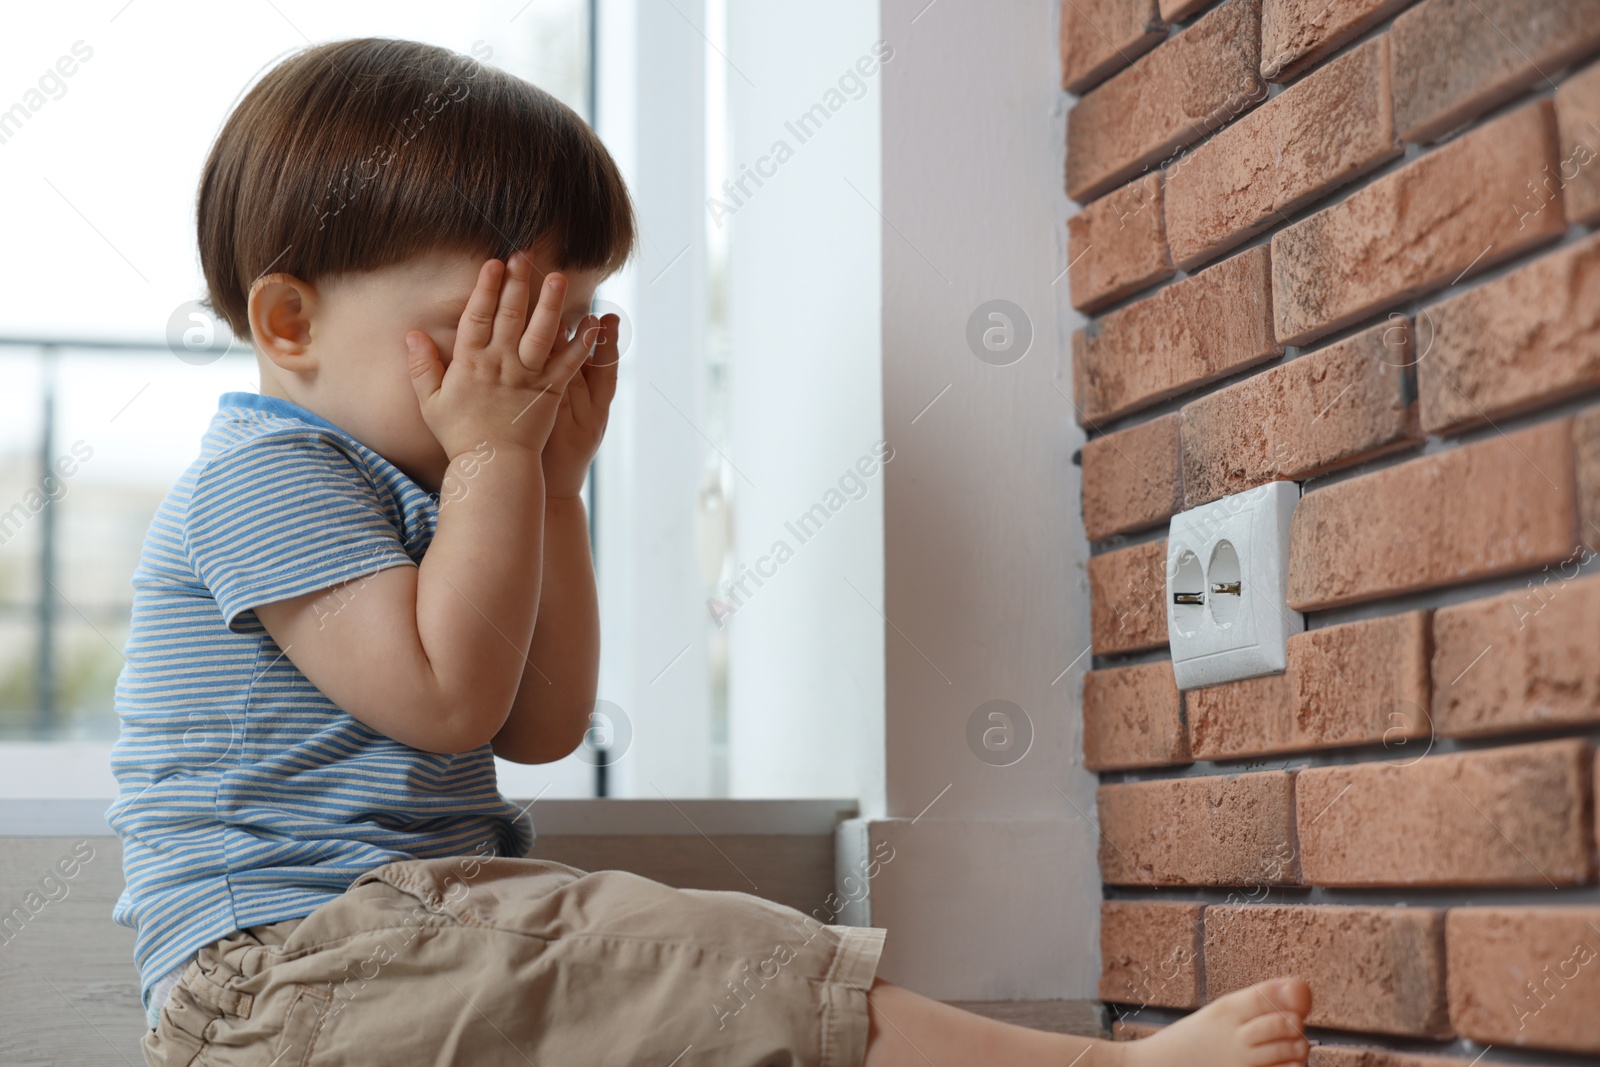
{"left": 109, "top": 36, "right": 1311, "bottom": 1067}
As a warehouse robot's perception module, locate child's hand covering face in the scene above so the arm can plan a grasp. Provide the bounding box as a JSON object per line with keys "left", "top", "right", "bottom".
{"left": 248, "top": 245, "right": 612, "bottom": 496}
{"left": 540, "top": 310, "right": 621, "bottom": 497}
{"left": 422, "top": 249, "right": 618, "bottom": 499}
{"left": 405, "top": 252, "right": 600, "bottom": 467}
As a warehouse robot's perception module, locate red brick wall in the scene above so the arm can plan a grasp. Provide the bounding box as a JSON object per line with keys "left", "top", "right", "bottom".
{"left": 1064, "top": 0, "right": 1600, "bottom": 1060}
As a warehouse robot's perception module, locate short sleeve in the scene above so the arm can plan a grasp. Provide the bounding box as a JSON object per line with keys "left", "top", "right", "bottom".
{"left": 182, "top": 430, "right": 418, "bottom": 632}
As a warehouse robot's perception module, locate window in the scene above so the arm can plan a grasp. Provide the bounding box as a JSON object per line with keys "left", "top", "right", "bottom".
{"left": 0, "top": 346, "right": 258, "bottom": 742}
{"left": 1, "top": 0, "right": 884, "bottom": 805}
{"left": 0, "top": 1, "right": 596, "bottom": 794}
{"left": 588, "top": 0, "right": 884, "bottom": 801}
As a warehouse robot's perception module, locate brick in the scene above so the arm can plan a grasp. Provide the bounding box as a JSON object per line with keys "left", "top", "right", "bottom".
{"left": 1446, "top": 907, "right": 1600, "bottom": 1054}
{"left": 1097, "top": 769, "right": 1300, "bottom": 886}
{"left": 1068, "top": 173, "right": 1175, "bottom": 313}
{"left": 1271, "top": 101, "right": 1565, "bottom": 348}
{"left": 1166, "top": 38, "right": 1399, "bottom": 271}
{"left": 1061, "top": 0, "right": 1168, "bottom": 95}
{"left": 1296, "top": 738, "right": 1595, "bottom": 887}
{"left": 1205, "top": 905, "right": 1450, "bottom": 1037}
{"left": 1180, "top": 321, "right": 1420, "bottom": 506}
{"left": 1433, "top": 573, "right": 1600, "bottom": 738}
{"left": 1088, "top": 539, "right": 1170, "bottom": 654}
{"left": 1083, "top": 661, "right": 1188, "bottom": 770}
{"left": 1417, "top": 231, "right": 1600, "bottom": 434}
{"left": 1580, "top": 406, "right": 1600, "bottom": 552}
{"left": 1287, "top": 420, "right": 1580, "bottom": 611}
{"left": 1075, "top": 246, "right": 1282, "bottom": 425}
{"left": 1310, "top": 1050, "right": 1479, "bottom": 1067}
{"left": 1066, "top": 0, "right": 1265, "bottom": 202}
{"left": 1392, "top": 0, "right": 1600, "bottom": 143}
{"left": 1557, "top": 60, "right": 1600, "bottom": 226}
{"left": 1259, "top": 0, "right": 1412, "bottom": 81}
{"left": 1083, "top": 413, "right": 1184, "bottom": 538}
{"left": 1111, "top": 1020, "right": 1164, "bottom": 1039}
{"left": 1188, "top": 612, "right": 1431, "bottom": 761}
{"left": 1099, "top": 901, "right": 1204, "bottom": 1007}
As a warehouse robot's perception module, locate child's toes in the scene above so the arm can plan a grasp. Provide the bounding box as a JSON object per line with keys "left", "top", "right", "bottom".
{"left": 1215, "top": 977, "right": 1311, "bottom": 1025}
{"left": 1247, "top": 1036, "right": 1310, "bottom": 1067}
{"left": 1239, "top": 1011, "right": 1304, "bottom": 1047}
{"left": 1250, "top": 977, "right": 1312, "bottom": 1019}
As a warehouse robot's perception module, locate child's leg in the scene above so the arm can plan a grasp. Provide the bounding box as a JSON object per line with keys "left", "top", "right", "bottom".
{"left": 145, "top": 857, "right": 1312, "bottom": 1067}
{"left": 862, "top": 976, "right": 1313, "bottom": 1067}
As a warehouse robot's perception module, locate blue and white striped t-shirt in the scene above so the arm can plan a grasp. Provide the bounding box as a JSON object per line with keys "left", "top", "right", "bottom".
{"left": 107, "top": 390, "right": 536, "bottom": 1029}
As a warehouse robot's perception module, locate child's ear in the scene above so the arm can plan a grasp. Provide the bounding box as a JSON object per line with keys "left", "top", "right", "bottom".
{"left": 248, "top": 272, "right": 319, "bottom": 372}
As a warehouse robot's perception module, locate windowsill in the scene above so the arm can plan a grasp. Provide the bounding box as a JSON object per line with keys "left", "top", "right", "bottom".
{"left": 0, "top": 743, "right": 859, "bottom": 837}
{"left": 0, "top": 795, "right": 859, "bottom": 837}
{"left": 0, "top": 740, "right": 121, "bottom": 798}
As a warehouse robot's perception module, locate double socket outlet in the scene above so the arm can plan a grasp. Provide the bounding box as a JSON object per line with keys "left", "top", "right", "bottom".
{"left": 1165, "top": 480, "right": 1303, "bottom": 690}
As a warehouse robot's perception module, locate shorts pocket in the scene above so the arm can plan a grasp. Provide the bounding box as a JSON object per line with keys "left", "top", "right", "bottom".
{"left": 270, "top": 985, "right": 332, "bottom": 1067}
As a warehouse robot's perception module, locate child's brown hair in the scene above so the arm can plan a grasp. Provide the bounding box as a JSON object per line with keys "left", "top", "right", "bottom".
{"left": 197, "top": 37, "right": 637, "bottom": 339}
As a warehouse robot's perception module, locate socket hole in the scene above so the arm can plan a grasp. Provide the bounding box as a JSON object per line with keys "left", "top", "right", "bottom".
{"left": 1171, "top": 548, "right": 1204, "bottom": 637}
{"left": 1208, "top": 540, "right": 1241, "bottom": 627}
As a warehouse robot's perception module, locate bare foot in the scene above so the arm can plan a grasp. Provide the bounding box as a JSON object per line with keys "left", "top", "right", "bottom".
{"left": 1119, "top": 978, "right": 1313, "bottom": 1067}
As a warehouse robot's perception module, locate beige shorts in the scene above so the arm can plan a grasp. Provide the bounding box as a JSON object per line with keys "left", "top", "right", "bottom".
{"left": 141, "top": 856, "right": 885, "bottom": 1067}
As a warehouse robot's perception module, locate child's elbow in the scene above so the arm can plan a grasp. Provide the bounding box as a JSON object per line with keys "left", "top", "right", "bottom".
{"left": 396, "top": 698, "right": 515, "bottom": 757}
{"left": 492, "top": 722, "right": 590, "bottom": 765}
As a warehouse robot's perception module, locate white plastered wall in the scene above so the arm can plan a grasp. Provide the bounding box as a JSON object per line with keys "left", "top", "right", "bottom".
{"left": 860, "top": 0, "right": 1099, "bottom": 999}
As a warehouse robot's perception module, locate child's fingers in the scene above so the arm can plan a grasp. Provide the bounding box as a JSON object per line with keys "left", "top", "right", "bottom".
{"left": 405, "top": 331, "right": 444, "bottom": 403}
{"left": 517, "top": 272, "right": 568, "bottom": 372}
{"left": 457, "top": 260, "right": 505, "bottom": 355}
{"left": 577, "top": 313, "right": 620, "bottom": 365}
{"left": 542, "top": 314, "right": 599, "bottom": 388}
{"left": 581, "top": 314, "right": 620, "bottom": 410}
{"left": 575, "top": 314, "right": 608, "bottom": 360}
{"left": 493, "top": 251, "right": 535, "bottom": 351}
{"left": 567, "top": 358, "right": 592, "bottom": 406}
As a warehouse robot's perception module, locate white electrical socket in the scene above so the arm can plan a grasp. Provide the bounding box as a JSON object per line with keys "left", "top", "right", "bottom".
{"left": 1166, "top": 480, "right": 1303, "bottom": 690}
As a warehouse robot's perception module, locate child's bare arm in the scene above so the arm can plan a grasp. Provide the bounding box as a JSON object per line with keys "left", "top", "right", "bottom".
{"left": 491, "top": 311, "right": 617, "bottom": 764}
{"left": 254, "top": 256, "right": 598, "bottom": 755}
{"left": 491, "top": 495, "right": 599, "bottom": 764}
